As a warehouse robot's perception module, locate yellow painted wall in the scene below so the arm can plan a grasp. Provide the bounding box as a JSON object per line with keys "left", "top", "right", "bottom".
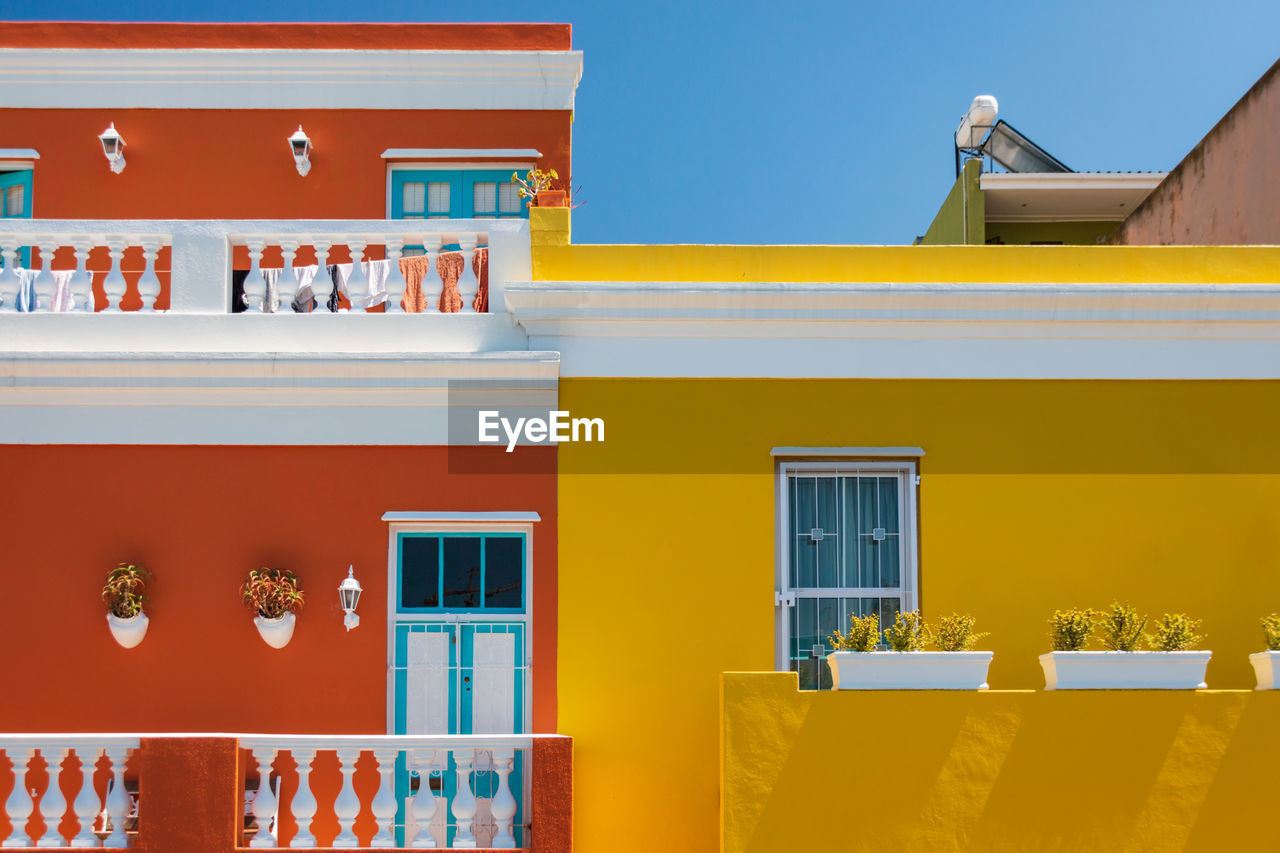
{"left": 557, "top": 378, "right": 1280, "bottom": 853}
{"left": 722, "top": 672, "right": 1280, "bottom": 852}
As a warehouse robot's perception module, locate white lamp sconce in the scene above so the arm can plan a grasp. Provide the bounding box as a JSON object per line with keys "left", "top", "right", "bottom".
{"left": 288, "top": 126, "right": 312, "bottom": 176}
{"left": 98, "top": 123, "right": 126, "bottom": 174}
{"left": 339, "top": 565, "right": 362, "bottom": 631}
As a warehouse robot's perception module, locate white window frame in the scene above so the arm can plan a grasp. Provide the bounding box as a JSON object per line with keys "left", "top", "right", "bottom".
{"left": 774, "top": 459, "right": 921, "bottom": 674}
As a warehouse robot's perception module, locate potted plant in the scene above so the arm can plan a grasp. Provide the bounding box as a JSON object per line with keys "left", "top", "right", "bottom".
{"left": 825, "top": 610, "right": 993, "bottom": 690}
{"left": 1039, "top": 603, "right": 1211, "bottom": 690}
{"left": 1248, "top": 614, "right": 1280, "bottom": 689}
{"left": 241, "top": 568, "right": 304, "bottom": 649}
{"left": 511, "top": 168, "right": 565, "bottom": 208}
{"left": 102, "top": 563, "right": 151, "bottom": 648}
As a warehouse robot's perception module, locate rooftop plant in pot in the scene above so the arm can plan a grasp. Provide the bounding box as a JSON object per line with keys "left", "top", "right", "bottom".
{"left": 102, "top": 563, "right": 151, "bottom": 648}
{"left": 1250, "top": 614, "right": 1280, "bottom": 689}
{"left": 242, "top": 568, "right": 304, "bottom": 649}
{"left": 826, "top": 610, "right": 993, "bottom": 690}
{"left": 512, "top": 168, "right": 565, "bottom": 208}
{"left": 1039, "top": 603, "right": 1211, "bottom": 690}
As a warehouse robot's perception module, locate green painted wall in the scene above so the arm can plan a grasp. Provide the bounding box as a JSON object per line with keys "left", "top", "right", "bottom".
{"left": 920, "top": 158, "right": 983, "bottom": 245}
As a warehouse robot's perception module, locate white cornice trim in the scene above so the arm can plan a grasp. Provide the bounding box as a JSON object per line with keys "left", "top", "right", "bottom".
{"left": 0, "top": 149, "right": 39, "bottom": 161}
{"left": 382, "top": 511, "right": 541, "bottom": 523}
{"left": 0, "top": 48, "right": 583, "bottom": 110}
{"left": 771, "top": 446, "right": 926, "bottom": 458}
{"left": 382, "top": 149, "right": 543, "bottom": 160}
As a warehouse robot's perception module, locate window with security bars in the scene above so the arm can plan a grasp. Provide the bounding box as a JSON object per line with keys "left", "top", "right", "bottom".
{"left": 778, "top": 463, "right": 919, "bottom": 690}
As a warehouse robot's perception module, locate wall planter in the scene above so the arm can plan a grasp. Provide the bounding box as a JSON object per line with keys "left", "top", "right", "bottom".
{"left": 535, "top": 190, "right": 567, "bottom": 208}
{"left": 1249, "top": 651, "right": 1280, "bottom": 689}
{"left": 1039, "top": 651, "right": 1211, "bottom": 690}
{"left": 253, "top": 612, "right": 297, "bottom": 650}
{"left": 106, "top": 611, "right": 149, "bottom": 649}
{"left": 826, "top": 651, "right": 994, "bottom": 690}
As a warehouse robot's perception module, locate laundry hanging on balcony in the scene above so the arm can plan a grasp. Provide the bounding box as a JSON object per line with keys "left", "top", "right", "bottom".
{"left": 12, "top": 268, "right": 77, "bottom": 312}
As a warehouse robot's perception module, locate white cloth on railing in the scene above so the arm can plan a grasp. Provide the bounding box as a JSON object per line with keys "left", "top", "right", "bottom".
{"left": 259, "top": 259, "right": 390, "bottom": 312}
{"left": 334, "top": 258, "right": 391, "bottom": 310}
{"left": 14, "top": 268, "right": 78, "bottom": 312}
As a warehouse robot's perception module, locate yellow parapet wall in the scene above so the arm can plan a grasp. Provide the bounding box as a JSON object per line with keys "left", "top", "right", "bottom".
{"left": 722, "top": 671, "right": 1280, "bottom": 852}
{"left": 533, "top": 243, "right": 1280, "bottom": 283}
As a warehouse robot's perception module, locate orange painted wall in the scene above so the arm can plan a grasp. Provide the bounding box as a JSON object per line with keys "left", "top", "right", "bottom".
{"left": 0, "top": 109, "right": 571, "bottom": 220}
{"left": 0, "top": 445, "right": 557, "bottom": 734}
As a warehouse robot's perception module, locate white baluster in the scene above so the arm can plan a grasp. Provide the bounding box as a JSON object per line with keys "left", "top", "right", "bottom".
{"left": 450, "top": 750, "right": 477, "bottom": 849}
{"left": 243, "top": 240, "right": 267, "bottom": 313}
{"left": 136, "top": 239, "right": 162, "bottom": 312}
{"left": 67, "top": 242, "right": 94, "bottom": 313}
{"left": 249, "top": 748, "right": 277, "bottom": 849}
{"left": 419, "top": 237, "right": 440, "bottom": 314}
{"left": 69, "top": 748, "right": 102, "bottom": 848}
{"left": 100, "top": 239, "right": 127, "bottom": 312}
{"left": 100, "top": 748, "right": 129, "bottom": 849}
{"left": 383, "top": 238, "right": 407, "bottom": 314}
{"left": 344, "top": 240, "right": 368, "bottom": 313}
{"left": 455, "top": 236, "right": 479, "bottom": 314}
{"left": 3, "top": 748, "right": 35, "bottom": 847}
{"left": 31, "top": 242, "right": 59, "bottom": 312}
{"left": 310, "top": 242, "right": 332, "bottom": 314}
{"left": 0, "top": 242, "right": 21, "bottom": 313}
{"left": 488, "top": 750, "right": 516, "bottom": 849}
{"left": 368, "top": 749, "right": 398, "bottom": 848}
{"left": 407, "top": 749, "right": 437, "bottom": 849}
{"left": 36, "top": 748, "right": 67, "bottom": 847}
{"left": 276, "top": 241, "right": 299, "bottom": 314}
{"left": 287, "top": 750, "right": 317, "bottom": 848}
{"left": 330, "top": 749, "right": 359, "bottom": 848}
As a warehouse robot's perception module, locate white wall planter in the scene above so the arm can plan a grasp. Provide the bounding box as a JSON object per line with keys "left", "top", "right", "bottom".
{"left": 1249, "top": 651, "right": 1280, "bottom": 689}
{"left": 1039, "top": 651, "right": 1211, "bottom": 690}
{"left": 253, "top": 613, "right": 296, "bottom": 649}
{"left": 826, "top": 651, "right": 993, "bottom": 690}
{"left": 106, "top": 612, "right": 149, "bottom": 649}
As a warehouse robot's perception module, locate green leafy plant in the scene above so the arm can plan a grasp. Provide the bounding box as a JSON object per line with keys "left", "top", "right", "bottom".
{"left": 884, "top": 610, "right": 930, "bottom": 652}
{"left": 828, "top": 612, "right": 881, "bottom": 652}
{"left": 510, "top": 168, "right": 560, "bottom": 204}
{"left": 932, "top": 613, "right": 989, "bottom": 651}
{"left": 1098, "top": 602, "right": 1147, "bottom": 651}
{"left": 241, "top": 568, "right": 305, "bottom": 620}
{"left": 1147, "top": 613, "right": 1204, "bottom": 651}
{"left": 1049, "top": 608, "right": 1098, "bottom": 651}
{"left": 102, "top": 563, "right": 151, "bottom": 618}
{"left": 1262, "top": 614, "right": 1280, "bottom": 651}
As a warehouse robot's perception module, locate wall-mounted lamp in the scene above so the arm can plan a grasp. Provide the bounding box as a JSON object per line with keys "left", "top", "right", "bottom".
{"left": 288, "top": 126, "right": 312, "bottom": 176}
{"left": 98, "top": 123, "right": 126, "bottom": 174}
{"left": 339, "top": 565, "right": 362, "bottom": 631}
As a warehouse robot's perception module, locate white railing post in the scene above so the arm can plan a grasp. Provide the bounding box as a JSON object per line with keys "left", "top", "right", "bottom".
{"left": 287, "top": 750, "right": 317, "bottom": 848}
{"left": 276, "top": 241, "right": 299, "bottom": 315}
{"left": 419, "top": 237, "right": 440, "bottom": 314}
{"left": 137, "top": 239, "right": 163, "bottom": 313}
{"left": 67, "top": 242, "right": 94, "bottom": 313}
{"left": 449, "top": 749, "right": 477, "bottom": 849}
{"left": 249, "top": 748, "right": 278, "bottom": 849}
{"left": 383, "top": 237, "right": 406, "bottom": 314}
{"left": 100, "top": 748, "right": 129, "bottom": 849}
{"left": 69, "top": 747, "right": 102, "bottom": 848}
{"left": 3, "top": 748, "right": 35, "bottom": 847}
{"left": 0, "top": 242, "right": 21, "bottom": 313}
{"left": 455, "top": 236, "right": 479, "bottom": 314}
{"left": 31, "top": 242, "right": 59, "bottom": 312}
{"left": 35, "top": 747, "right": 67, "bottom": 847}
{"left": 407, "top": 749, "right": 438, "bottom": 849}
{"left": 310, "top": 242, "right": 332, "bottom": 314}
{"left": 100, "top": 239, "right": 127, "bottom": 313}
{"left": 330, "top": 748, "right": 359, "bottom": 848}
{"left": 488, "top": 749, "right": 516, "bottom": 849}
{"left": 243, "top": 240, "right": 267, "bottom": 313}
{"left": 345, "top": 240, "right": 369, "bottom": 313}
{"left": 368, "top": 749, "right": 398, "bottom": 848}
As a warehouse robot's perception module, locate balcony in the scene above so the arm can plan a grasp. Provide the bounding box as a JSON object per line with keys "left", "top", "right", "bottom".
{"left": 0, "top": 733, "right": 572, "bottom": 851}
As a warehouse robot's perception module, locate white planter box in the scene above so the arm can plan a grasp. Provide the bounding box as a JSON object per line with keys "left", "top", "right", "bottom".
{"left": 826, "top": 651, "right": 993, "bottom": 690}
{"left": 1039, "top": 651, "right": 1211, "bottom": 690}
{"left": 254, "top": 612, "right": 296, "bottom": 649}
{"left": 1249, "top": 651, "right": 1280, "bottom": 689}
{"left": 106, "top": 611, "right": 149, "bottom": 649}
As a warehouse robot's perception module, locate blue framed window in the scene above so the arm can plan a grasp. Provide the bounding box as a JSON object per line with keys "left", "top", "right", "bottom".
{"left": 397, "top": 532, "right": 526, "bottom": 615}
{"left": 391, "top": 170, "right": 526, "bottom": 220}
{"left": 0, "top": 169, "right": 33, "bottom": 269}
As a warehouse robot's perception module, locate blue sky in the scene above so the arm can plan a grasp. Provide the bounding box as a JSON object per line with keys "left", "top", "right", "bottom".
{"left": 7, "top": 0, "right": 1280, "bottom": 244}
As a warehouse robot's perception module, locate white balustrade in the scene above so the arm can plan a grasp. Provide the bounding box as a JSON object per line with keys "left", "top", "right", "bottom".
{"left": 454, "top": 237, "right": 480, "bottom": 314}
{"left": 419, "top": 238, "right": 441, "bottom": 314}
{"left": 0, "top": 738, "right": 139, "bottom": 849}
{"left": 0, "top": 231, "right": 172, "bottom": 314}
{"left": 384, "top": 237, "right": 407, "bottom": 314}
{"left": 239, "top": 735, "right": 538, "bottom": 850}
{"left": 242, "top": 240, "right": 268, "bottom": 314}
